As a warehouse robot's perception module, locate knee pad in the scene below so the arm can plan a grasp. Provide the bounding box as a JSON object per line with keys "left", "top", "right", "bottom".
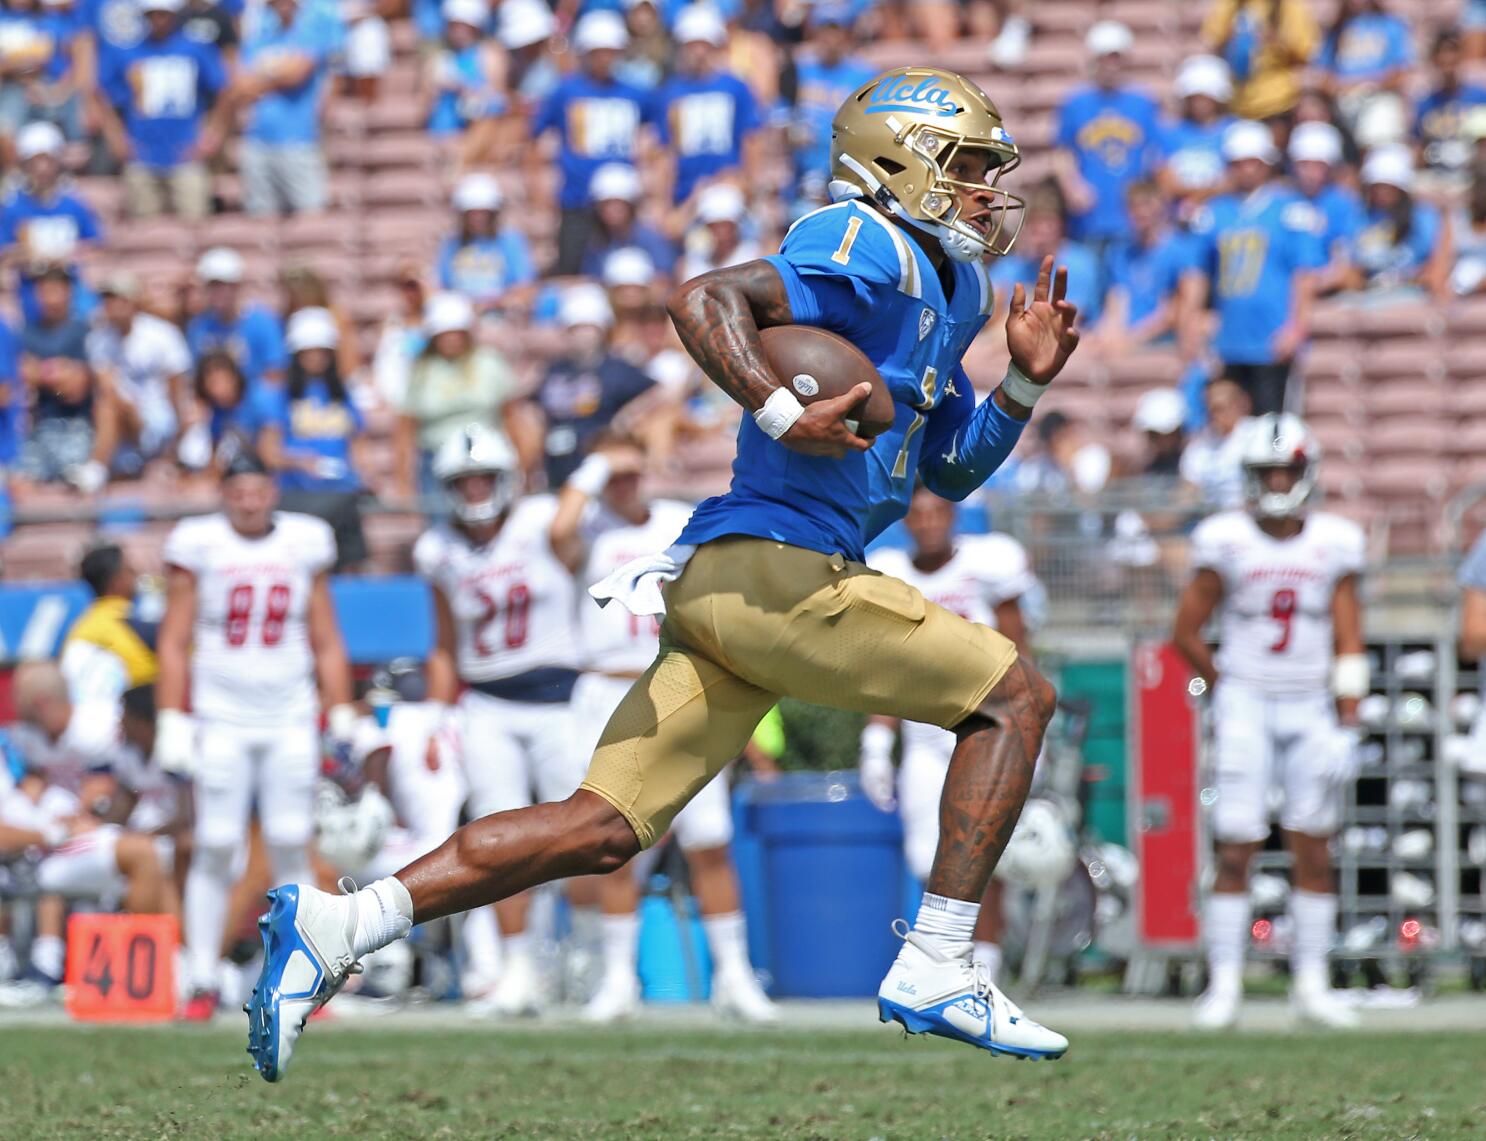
{"left": 266, "top": 842, "right": 312, "bottom": 885}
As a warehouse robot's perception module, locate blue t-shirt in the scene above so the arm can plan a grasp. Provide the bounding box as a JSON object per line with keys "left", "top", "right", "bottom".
{"left": 536, "top": 354, "right": 654, "bottom": 485}
{"left": 186, "top": 305, "right": 288, "bottom": 386}
{"left": 678, "top": 199, "right": 1004, "bottom": 560}
{"left": 1160, "top": 115, "right": 1234, "bottom": 194}
{"left": 1416, "top": 83, "right": 1486, "bottom": 174}
{"left": 0, "top": 188, "right": 103, "bottom": 324}
{"left": 0, "top": 318, "right": 18, "bottom": 464}
{"left": 988, "top": 240, "right": 1104, "bottom": 327}
{"left": 656, "top": 71, "right": 760, "bottom": 204}
{"left": 436, "top": 231, "right": 536, "bottom": 303}
{"left": 85, "top": 0, "right": 146, "bottom": 75}
{"left": 1318, "top": 13, "right": 1413, "bottom": 84}
{"left": 209, "top": 395, "right": 262, "bottom": 447}
{"left": 1187, "top": 186, "right": 1326, "bottom": 364}
{"left": 1351, "top": 201, "right": 1443, "bottom": 289}
{"left": 532, "top": 75, "right": 654, "bottom": 208}
{"left": 790, "top": 53, "right": 876, "bottom": 186}
{"left": 1055, "top": 86, "right": 1162, "bottom": 242}
{"left": 1300, "top": 182, "right": 1365, "bottom": 259}
{"left": 580, "top": 224, "right": 677, "bottom": 277}
{"left": 1106, "top": 231, "right": 1192, "bottom": 327}
{"left": 240, "top": 1, "right": 345, "bottom": 144}
{"left": 426, "top": 45, "right": 505, "bottom": 136}
{"left": 252, "top": 378, "right": 363, "bottom": 492}
{"left": 0, "top": 9, "right": 81, "bottom": 83}
{"left": 103, "top": 33, "right": 227, "bottom": 169}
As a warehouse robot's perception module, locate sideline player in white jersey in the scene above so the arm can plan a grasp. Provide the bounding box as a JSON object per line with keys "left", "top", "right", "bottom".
{"left": 155, "top": 448, "right": 355, "bottom": 1021}
{"left": 1173, "top": 413, "right": 1366, "bottom": 1030}
{"left": 550, "top": 434, "right": 778, "bottom": 1024}
{"left": 861, "top": 484, "right": 1039, "bottom": 985}
{"left": 414, "top": 424, "right": 585, "bottom": 1017}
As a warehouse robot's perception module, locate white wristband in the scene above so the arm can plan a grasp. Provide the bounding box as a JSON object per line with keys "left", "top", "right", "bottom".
{"left": 568, "top": 453, "right": 613, "bottom": 497}
{"left": 1332, "top": 653, "right": 1370, "bottom": 700}
{"left": 999, "top": 363, "right": 1047, "bottom": 409}
{"left": 753, "top": 388, "right": 805, "bottom": 441}
{"left": 327, "top": 703, "right": 358, "bottom": 745}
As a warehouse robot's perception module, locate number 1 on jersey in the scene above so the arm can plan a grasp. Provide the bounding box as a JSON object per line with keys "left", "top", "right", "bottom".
{"left": 831, "top": 216, "right": 863, "bottom": 265}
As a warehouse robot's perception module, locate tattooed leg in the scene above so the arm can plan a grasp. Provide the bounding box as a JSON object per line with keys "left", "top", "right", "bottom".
{"left": 927, "top": 657, "right": 1057, "bottom": 902}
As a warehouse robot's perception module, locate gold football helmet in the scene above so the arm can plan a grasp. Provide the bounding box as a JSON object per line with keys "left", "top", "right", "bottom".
{"left": 830, "top": 67, "right": 1023, "bottom": 262}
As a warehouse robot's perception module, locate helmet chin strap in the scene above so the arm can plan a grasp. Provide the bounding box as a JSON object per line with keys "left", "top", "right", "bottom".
{"left": 829, "top": 169, "right": 991, "bottom": 264}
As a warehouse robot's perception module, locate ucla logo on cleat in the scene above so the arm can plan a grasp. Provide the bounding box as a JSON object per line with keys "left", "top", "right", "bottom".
{"left": 865, "top": 76, "right": 960, "bottom": 117}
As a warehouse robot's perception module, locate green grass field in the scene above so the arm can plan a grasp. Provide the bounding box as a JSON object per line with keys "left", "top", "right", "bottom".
{"left": 1, "top": 1023, "right": 1482, "bottom": 1140}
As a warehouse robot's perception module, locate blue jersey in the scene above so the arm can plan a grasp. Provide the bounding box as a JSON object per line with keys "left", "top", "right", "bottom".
{"left": 0, "top": 188, "right": 103, "bottom": 324}
{"left": 187, "top": 305, "right": 287, "bottom": 387}
{"left": 1106, "top": 231, "right": 1192, "bottom": 328}
{"left": 988, "top": 240, "right": 1104, "bottom": 326}
{"left": 240, "top": 1, "right": 344, "bottom": 145}
{"left": 103, "top": 33, "right": 227, "bottom": 170}
{"left": 656, "top": 71, "right": 760, "bottom": 204}
{"left": 436, "top": 232, "right": 535, "bottom": 303}
{"left": 1187, "top": 187, "right": 1325, "bottom": 364}
{"left": 1299, "top": 182, "right": 1365, "bottom": 259}
{"left": 252, "top": 378, "right": 363, "bottom": 492}
{"left": 532, "top": 75, "right": 654, "bottom": 208}
{"left": 678, "top": 200, "right": 1025, "bottom": 560}
{"left": 790, "top": 54, "right": 875, "bottom": 186}
{"left": 1416, "top": 83, "right": 1486, "bottom": 175}
{"left": 1054, "top": 86, "right": 1161, "bottom": 242}
{"left": 1352, "top": 201, "right": 1442, "bottom": 290}
{"left": 1160, "top": 115, "right": 1234, "bottom": 194}
{"left": 1318, "top": 13, "right": 1413, "bottom": 84}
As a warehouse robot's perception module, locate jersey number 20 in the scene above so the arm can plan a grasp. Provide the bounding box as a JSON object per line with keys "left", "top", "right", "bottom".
{"left": 475, "top": 583, "right": 532, "bottom": 654}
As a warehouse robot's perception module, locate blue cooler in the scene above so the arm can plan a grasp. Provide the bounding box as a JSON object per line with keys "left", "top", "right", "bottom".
{"left": 745, "top": 772, "right": 904, "bottom": 997}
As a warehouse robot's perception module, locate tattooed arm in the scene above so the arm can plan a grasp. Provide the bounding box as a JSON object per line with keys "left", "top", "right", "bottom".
{"left": 667, "top": 261, "right": 872, "bottom": 459}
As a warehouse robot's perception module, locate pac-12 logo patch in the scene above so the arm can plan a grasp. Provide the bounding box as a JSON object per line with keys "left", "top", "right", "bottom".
{"left": 918, "top": 309, "right": 936, "bottom": 341}
{"left": 791, "top": 373, "right": 820, "bottom": 397}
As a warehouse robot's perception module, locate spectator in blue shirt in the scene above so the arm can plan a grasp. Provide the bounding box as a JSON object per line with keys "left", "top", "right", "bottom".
{"left": 1415, "top": 29, "right": 1486, "bottom": 193}
{"left": 1096, "top": 180, "right": 1190, "bottom": 351}
{"left": 533, "top": 10, "right": 655, "bottom": 275}
{"left": 422, "top": 0, "right": 502, "bottom": 139}
{"left": 988, "top": 183, "right": 1103, "bottom": 327}
{"left": 1287, "top": 121, "right": 1364, "bottom": 294}
{"left": 1054, "top": 20, "right": 1162, "bottom": 251}
{"left": 186, "top": 247, "right": 288, "bottom": 388}
{"left": 498, "top": 0, "right": 558, "bottom": 112}
{"left": 201, "top": 0, "right": 344, "bottom": 215}
{"left": 1343, "top": 144, "right": 1451, "bottom": 300}
{"left": 96, "top": 0, "right": 226, "bottom": 222}
{"left": 1316, "top": 0, "right": 1412, "bottom": 97}
{"left": 655, "top": 4, "right": 760, "bottom": 207}
{"left": 177, "top": 349, "right": 258, "bottom": 471}
{"left": 0, "top": 0, "right": 86, "bottom": 141}
{"left": 787, "top": 6, "right": 873, "bottom": 194}
{"left": 1159, "top": 55, "right": 1236, "bottom": 217}
{"left": 1179, "top": 120, "right": 1325, "bottom": 415}
{"left": 435, "top": 172, "right": 537, "bottom": 312}
{"left": 0, "top": 313, "right": 19, "bottom": 466}
{"left": 579, "top": 161, "right": 676, "bottom": 278}
{"left": 0, "top": 122, "right": 101, "bottom": 326}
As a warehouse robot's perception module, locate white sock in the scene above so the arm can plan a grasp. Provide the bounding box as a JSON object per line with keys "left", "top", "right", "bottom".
{"left": 462, "top": 905, "right": 502, "bottom": 984}
{"left": 502, "top": 930, "right": 533, "bottom": 963}
{"left": 971, "top": 940, "right": 1003, "bottom": 983}
{"left": 351, "top": 876, "right": 414, "bottom": 958}
{"left": 266, "top": 842, "right": 312, "bottom": 889}
{"left": 185, "top": 845, "right": 235, "bottom": 992}
{"left": 911, "top": 893, "right": 980, "bottom": 958}
{"left": 600, "top": 913, "right": 639, "bottom": 982}
{"left": 1289, "top": 890, "right": 1337, "bottom": 993}
{"left": 30, "top": 934, "right": 63, "bottom": 982}
{"left": 702, "top": 911, "right": 751, "bottom": 979}
{"left": 1204, "top": 892, "right": 1251, "bottom": 995}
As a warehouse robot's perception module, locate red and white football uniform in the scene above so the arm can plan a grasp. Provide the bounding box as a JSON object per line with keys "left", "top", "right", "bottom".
{"left": 573, "top": 500, "right": 734, "bottom": 849}
{"left": 414, "top": 495, "right": 584, "bottom": 818}
{"left": 162, "top": 511, "right": 335, "bottom": 852}
{"left": 1191, "top": 509, "right": 1365, "bottom": 842}
{"left": 869, "top": 534, "right": 1037, "bottom": 879}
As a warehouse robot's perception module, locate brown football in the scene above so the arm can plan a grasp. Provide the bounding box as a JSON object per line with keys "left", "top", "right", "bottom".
{"left": 759, "top": 325, "right": 896, "bottom": 440}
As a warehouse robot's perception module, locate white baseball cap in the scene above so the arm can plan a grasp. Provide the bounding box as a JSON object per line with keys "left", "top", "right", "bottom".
{"left": 441, "top": 0, "right": 487, "bottom": 27}
{"left": 424, "top": 291, "right": 475, "bottom": 337}
{"left": 16, "top": 121, "right": 63, "bottom": 161}
{"left": 1174, "top": 55, "right": 1232, "bottom": 102}
{"left": 499, "top": 0, "right": 554, "bottom": 48}
{"left": 1222, "top": 119, "right": 1279, "bottom": 165}
{"left": 1086, "top": 20, "right": 1133, "bottom": 58}
{"left": 559, "top": 283, "right": 614, "bottom": 329}
{"left": 1134, "top": 387, "right": 1186, "bottom": 435}
{"left": 572, "top": 10, "right": 629, "bottom": 53}
{"left": 674, "top": 4, "right": 727, "bottom": 46}
{"left": 197, "top": 246, "right": 245, "bottom": 284}
{"left": 1361, "top": 143, "right": 1416, "bottom": 192}
{"left": 589, "top": 162, "right": 641, "bottom": 203}
{"left": 286, "top": 307, "right": 340, "bottom": 353}
{"left": 1289, "top": 121, "right": 1343, "bottom": 166}
{"left": 696, "top": 183, "right": 745, "bottom": 224}
{"left": 452, "top": 172, "right": 503, "bottom": 212}
{"left": 602, "top": 247, "right": 656, "bottom": 288}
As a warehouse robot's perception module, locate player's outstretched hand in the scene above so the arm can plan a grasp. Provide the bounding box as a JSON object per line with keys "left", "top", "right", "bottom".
{"left": 781, "top": 382, "right": 874, "bottom": 458}
{"left": 1006, "top": 256, "right": 1081, "bottom": 385}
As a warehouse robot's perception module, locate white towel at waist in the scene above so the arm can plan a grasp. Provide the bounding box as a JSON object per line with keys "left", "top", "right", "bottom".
{"left": 588, "top": 544, "right": 696, "bottom": 617}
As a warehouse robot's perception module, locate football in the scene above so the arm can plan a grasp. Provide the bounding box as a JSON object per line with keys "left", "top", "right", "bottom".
{"left": 760, "top": 325, "right": 897, "bottom": 439}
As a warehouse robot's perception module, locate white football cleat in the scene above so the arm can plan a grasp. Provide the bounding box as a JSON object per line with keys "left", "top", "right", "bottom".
{"left": 1192, "top": 987, "right": 1242, "bottom": 1030}
{"left": 469, "top": 950, "right": 544, "bottom": 1018}
{"left": 876, "top": 923, "right": 1067, "bottom": 1059}
{"left": 244, "top": 884, "right": 361, "bottom": 1082}
{"left": 581, "top": 971, "right": 640, "bottom": 1024}
{"left": 711, "top": 965, "right": 779, "bottom": 1024}
{"left": 1290, "top": 983, "right": 1360, "bottom": 1029}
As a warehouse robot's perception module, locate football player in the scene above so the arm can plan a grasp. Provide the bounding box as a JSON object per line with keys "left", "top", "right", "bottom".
{"left": 249, "top": 66, "right": 1080, "bottom": 1079}
{"left": 410, "top": 425, "right": 587, "bottom": 1017}
{"left": 550, "top": 433, "right": 777, "bottom": 1024}
{"left": 1173, "top": 413, "right": 1366, "bottom": 1030}
{"left": 155, "top": 447, "right": 355, "bottom": 1021}
{"left": 861, "top": 484, "right": 1041, "bottom": 985}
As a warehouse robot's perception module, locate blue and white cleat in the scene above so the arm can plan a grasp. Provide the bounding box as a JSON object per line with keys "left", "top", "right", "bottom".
{"left": 245, "top": 884, "right": 362, "bottom": 1082}
{"left": 876, "top": 922, "right": 1068, "bottom": 1059}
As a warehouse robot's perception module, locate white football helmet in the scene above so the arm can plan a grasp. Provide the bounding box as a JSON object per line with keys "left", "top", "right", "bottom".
{"left": 994, "top": 798, "right": 1077, "bottom": 889}
{"left": 432, "top": 423, "right": 518, "bottom": 525}
{"left": 315, "top": 783, "right": 395, "bottom": 872}
{"left": 1241, "top": 412, "right": 1320, "bottom": 519}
